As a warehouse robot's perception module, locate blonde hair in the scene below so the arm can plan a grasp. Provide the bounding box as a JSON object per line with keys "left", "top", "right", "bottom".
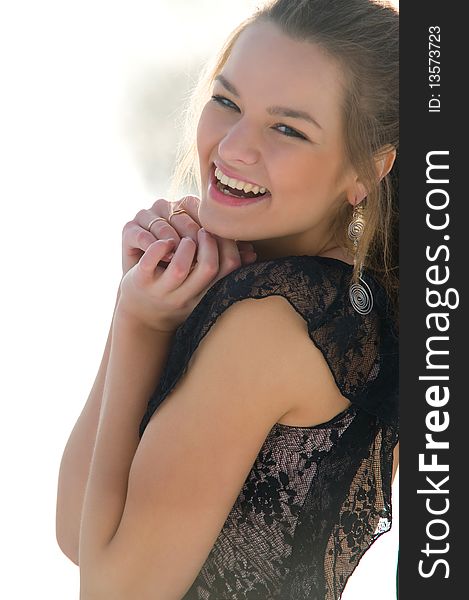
{"left": 169, "top": 0, "right": 399, "bottom": 323}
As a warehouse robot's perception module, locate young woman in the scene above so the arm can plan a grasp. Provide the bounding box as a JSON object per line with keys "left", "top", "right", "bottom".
{"left": 56, "top": 1, "right": 399, "bottom": 598}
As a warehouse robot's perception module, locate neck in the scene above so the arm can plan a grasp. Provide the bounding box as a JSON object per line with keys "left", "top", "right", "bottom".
{"left": 316, "top": 245, "right": 354, "bottom": 266}
{"left": 252, "top": 233, "right": 353, "bottom": 265}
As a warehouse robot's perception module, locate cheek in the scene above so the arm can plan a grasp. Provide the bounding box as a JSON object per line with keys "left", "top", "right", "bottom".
{"left": 197, "top": 104, "right": 224, "bottom": 158}
{"left": 287, "top": 152, "right": 341, "bottom": 194}
{"left": 271, "top": 152, "right": 343, "bottom": 217}
{"left": 272, "top": 154, "right": 321, "bottom": 197}
{"left": 196, "top": 107, "right": 210, "bottom": 157}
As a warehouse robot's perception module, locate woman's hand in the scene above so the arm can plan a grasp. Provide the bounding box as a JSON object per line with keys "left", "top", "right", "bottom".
{"left": 121, "top": 195, "right": 257, "bottom": 276}
{"left": 117, "top": 196, "right": 258, "bottom": 333}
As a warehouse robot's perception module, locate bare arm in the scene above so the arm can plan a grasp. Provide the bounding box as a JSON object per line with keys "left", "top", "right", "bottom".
{"left": 55, "top": 198, "right": 256, "bottom": 567}
{"left": 56, "top": 287, "right": 121, "bottom": 565}
{"left": 78, "top": 296, "right": 302, "bottom": 598}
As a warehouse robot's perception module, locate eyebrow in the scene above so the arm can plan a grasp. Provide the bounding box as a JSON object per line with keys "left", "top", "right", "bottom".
{"left": 214, "top": 74, "right": 323, "bottom": 131}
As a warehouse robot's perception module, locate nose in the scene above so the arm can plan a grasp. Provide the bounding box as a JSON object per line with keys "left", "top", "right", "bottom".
{"left": 218, "top": 119, "right": 260, "bottom": 166}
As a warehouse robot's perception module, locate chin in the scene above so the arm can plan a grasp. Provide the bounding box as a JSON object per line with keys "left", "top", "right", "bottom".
{"left": 197, "top": 201, "right": 244, "bottom": 240}
{"left": 198, "top": 210, "right": 229, "bottom": 238}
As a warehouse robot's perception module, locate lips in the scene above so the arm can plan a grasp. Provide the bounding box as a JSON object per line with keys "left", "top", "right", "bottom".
{"left": 208, "top": 163, "right": 270, "bottom": 207}
{"left": 213, "top": 162, "right": 268, "bottom": 192}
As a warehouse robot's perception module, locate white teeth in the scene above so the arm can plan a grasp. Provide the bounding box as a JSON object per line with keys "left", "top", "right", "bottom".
{"left": 214, "top": 166, "right": 268, "bottom": 195}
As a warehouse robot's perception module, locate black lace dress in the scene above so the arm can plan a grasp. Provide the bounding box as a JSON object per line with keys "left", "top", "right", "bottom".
{"left": 138, "top": 255, "right": 399, "bottom": 600}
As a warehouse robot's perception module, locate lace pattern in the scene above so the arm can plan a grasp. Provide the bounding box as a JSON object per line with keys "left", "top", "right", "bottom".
{"left": 279, "top": 411, "right": 397, "bottom": 599}
{"left": 184, "top": 407, "right": 358, "bottom": 599}
{"left": 138, "top": 256, "right": 399, "bottom": 599}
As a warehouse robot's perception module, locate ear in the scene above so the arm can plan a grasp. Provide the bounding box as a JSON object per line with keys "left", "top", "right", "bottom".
{"left": 346, "top": 179, "right": 367, "bottom": 207}
{"left": 346, "top": 144, "right": 397, "bottom": 206}
{"left": 375, "top": 144, "right": 397, "bottom": 181}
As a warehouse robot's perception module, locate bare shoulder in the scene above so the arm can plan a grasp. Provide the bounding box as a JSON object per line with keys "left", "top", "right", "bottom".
{"left": 187, "top": 293, "right": 350, "bottom": 429}
{"left": 184, "top": 294, "right": 310, "bottom": 424}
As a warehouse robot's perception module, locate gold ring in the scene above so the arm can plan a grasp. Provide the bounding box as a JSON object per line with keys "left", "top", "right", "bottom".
{"left": 147, "top": 216, "right": 168, "bottom": 232}
{"left": 168, "top": 209, "right": 189, "bottom": 226}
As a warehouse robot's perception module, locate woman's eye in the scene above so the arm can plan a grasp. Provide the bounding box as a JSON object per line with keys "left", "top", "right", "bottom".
{"left": 274, "top": 124, "right": 307, "bottom": 140}
{"left": 211, "top": 95, "right": 240, "bottom": 111}
{"left": 211, "top": 96, "right": 308, "bottom": 141}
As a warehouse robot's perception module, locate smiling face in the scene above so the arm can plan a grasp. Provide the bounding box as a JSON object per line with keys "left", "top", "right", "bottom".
{"left": 196, "top": 20, "right": 361, "bottom": 261}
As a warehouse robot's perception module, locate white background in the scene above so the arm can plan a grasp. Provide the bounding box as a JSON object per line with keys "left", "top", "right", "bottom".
{"left": 0, "top": 1, "right": 399, "bottom": 598}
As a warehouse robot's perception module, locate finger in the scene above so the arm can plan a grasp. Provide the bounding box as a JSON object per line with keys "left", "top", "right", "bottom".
{"left": 236, "top": 240, "right": 256, "bottom": 253}
{"left": 136, "top": 239, "right": 178, "bottom": 281}
{"left": 136, "top": 196, "right": 201, "bottom": 247}
{"left": 158, "top": 236, "right": 199, "bottom": 291}
{"left": 238, "top": 249, "right": 258, "bottom": 265}
{"left": 122, "top": 220, "right": 159, "bottom": 255}
{"left": 169, "top": 227, "right": 220, "bottom": 299}
{"left": 209, "top": 233, "right": 243, "bottom": 278}
{"left": 135, "top": 204, "right": 182, "bottom": 249}
{"left": 236, "top": 240, "right": 257, "bottom": 263}
{"left": 173, "top": 195, "right": 202, "bottom": 226}
{"left": 162, "top": 196, "right": 202, "bottom": 243}
{"left": 195, "top": 227, "right": 220, "bottom": 280}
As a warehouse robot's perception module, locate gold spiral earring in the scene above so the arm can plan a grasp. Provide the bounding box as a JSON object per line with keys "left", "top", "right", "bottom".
{"left": 347, "top": 202, "right": 374, "bottom": 315}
